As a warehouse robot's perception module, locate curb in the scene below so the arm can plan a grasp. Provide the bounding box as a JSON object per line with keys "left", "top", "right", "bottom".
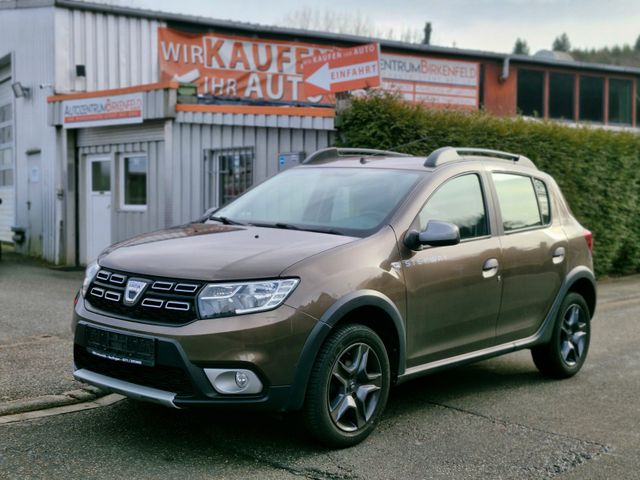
{"left": 0, "top": 386, "right": 107, "bottom": 417}
{"left": 0, "top": 394, "right": 124, "bottom": 425}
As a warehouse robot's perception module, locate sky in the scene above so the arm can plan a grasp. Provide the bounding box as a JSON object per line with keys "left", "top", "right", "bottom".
{"left": 120, "top": 0, "right": 640, "bottom": 54}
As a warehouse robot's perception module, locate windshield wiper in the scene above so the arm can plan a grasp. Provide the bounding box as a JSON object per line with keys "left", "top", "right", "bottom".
{"left": 209, "top": 215, "right": 247, "bottom": 226}
{"left": 274, "top": 222, "right": 299, "bottom": 230}
{"left": 254, "top": 222, "right": 344, "bottom": 236}
{"left": 300, "top": 226, "right": 345, "bottom": 236}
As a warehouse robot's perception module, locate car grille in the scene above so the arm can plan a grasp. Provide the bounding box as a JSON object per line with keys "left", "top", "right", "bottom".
{"left": 85, "top": 269, "right": 203, "bottom": 325}
{"left": 74, "top": 345, "right": 195, "bottom": 396}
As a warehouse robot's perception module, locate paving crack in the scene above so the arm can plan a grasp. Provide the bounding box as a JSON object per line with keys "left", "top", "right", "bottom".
{"left": 422, "top": 399, "right": 610, "bottom": 477}
{"left": 212, "top": 442, "right": 359, "bottom": 480}
{"left": 228, "top": 450, "right": 358, "bottom": 480}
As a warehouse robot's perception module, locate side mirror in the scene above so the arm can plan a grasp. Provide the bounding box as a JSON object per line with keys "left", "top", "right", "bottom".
{"left": 404, "top": 220, "right": 461, "bottom": 250}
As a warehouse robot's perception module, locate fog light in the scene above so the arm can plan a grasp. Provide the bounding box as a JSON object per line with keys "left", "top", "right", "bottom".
{"left": 235, "top": 371, "right": 248, "bottom": 389}
{"left": 203, "top": 368, "right": 263, "bottom": 395}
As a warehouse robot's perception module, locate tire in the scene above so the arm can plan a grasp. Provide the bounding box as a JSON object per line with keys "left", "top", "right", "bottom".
{"left": 303, "top": 324, "right": 391, "bottom": 448}
{"left": 531, "top": 292, "right": 591, "bottom": 379}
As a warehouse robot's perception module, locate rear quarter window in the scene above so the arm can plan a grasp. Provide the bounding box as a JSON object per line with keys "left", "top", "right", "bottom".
{"left": 532, "top": 178, "right": 551, "bottom": 224}
{"left": 492, "top": 173, "right": 546, "bottom": 232}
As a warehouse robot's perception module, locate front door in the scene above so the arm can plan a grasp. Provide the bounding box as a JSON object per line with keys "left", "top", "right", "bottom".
{"left": 86, "top": 156, "right": 112, "bottom": 263}
{"left": 404, "top": 173, "right": 503, "bottom": 367}
{"left": 26, "top": 152, "right": 43, "bottom": 256}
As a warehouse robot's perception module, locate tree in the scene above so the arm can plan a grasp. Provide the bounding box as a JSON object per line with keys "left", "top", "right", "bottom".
{"left": 513, "top": 38, "right": 530, "bottom": 55}
{"left": 552, "top": 33, "right": 571, "bottom": 52}
{"left": 281, "top": 7, "right": 422, "bottom": 43}
{"left": 635, "top": 34, "right": 640, "bottom": 52}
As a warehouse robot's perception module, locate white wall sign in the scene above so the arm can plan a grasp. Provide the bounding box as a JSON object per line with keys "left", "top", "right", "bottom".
{"left": 62, "top": 92, "right": 144, "bottom": 129}
{"left": 379, "top": 54, "right": 479, "bottom": 109}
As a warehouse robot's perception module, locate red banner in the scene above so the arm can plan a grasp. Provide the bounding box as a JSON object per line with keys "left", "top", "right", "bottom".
{"left": 158, "top": 27, "right": 335, "bottom": 104}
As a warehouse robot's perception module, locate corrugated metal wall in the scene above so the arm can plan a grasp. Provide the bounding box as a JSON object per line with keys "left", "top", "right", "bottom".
{"left": 170, "top": 114, "right": 334, "bottom": 224}
{"left": 76, "top": 122, "right": 165, "bottom": 146}
{"left": 0, "top": 7, "right": 58, "bottom": 260}
{"left": 77, "top": 135, "right": 166, "bottom": 263}
{"left": 55, "top": 7, "right": 163, "bottom": 92}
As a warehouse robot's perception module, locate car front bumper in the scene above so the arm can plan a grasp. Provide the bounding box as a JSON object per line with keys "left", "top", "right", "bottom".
{"left": 72, "top": 297, "right": 317, "bottom": 411}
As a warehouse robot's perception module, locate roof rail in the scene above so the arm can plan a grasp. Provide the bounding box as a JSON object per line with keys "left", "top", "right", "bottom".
{"left": 424, "top": 147, "right": 537, "bottom": 169}
{"left": 303, "top": 147, "right": 411, "bottom": 164}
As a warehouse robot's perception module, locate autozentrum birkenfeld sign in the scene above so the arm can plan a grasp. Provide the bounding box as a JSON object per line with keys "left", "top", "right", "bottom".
{"left": 380, "top": 54, "right": 479, "bottom": 109}
{"left": 302, "top": 43, "right": 381, "bottom": 96}
{"left": 62, "top": 92, "right": 144, "bottom": 129}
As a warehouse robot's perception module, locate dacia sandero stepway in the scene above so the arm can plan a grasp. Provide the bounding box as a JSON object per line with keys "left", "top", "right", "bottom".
{"left": 73, "top": 146, "right": 596, "bottom": 447}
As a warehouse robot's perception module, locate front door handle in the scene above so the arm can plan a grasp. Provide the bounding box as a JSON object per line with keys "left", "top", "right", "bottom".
{"left": 482, "top": 258, "right": 499, "bottom": 278}
{"left": 552, "top": 246, "right": 566, "bottom": 264}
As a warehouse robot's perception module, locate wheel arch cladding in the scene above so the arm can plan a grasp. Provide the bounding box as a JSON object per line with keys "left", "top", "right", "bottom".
{"left": 568, "top": 276, "right": 597, "bottom": 317}
{"left": 537, "top": 266, "right": 597, "bottom": 345}
{"left": 286, "top": 290, "right": 406, "bottom": 411}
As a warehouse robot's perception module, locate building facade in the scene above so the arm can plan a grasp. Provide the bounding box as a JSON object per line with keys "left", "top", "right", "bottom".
{"left": 1, "top": 0, "right": 639, "bottom": 265}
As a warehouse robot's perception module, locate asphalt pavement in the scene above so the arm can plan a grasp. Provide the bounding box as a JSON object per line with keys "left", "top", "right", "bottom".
{"left": 0, "top": 249, "right": 96, "bottom": 412}
{"left": 1, "top": 250, "right": 639, "bottom": 479}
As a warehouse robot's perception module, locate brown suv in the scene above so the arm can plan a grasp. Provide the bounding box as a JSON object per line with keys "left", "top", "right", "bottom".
{"left": 72, "top": 147, "right": 596, "bottom": 447}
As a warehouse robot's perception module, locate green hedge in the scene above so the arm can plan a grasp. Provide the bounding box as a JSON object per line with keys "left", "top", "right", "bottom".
{"left": 336, "top": 94, "right": 640, "bottom": 277}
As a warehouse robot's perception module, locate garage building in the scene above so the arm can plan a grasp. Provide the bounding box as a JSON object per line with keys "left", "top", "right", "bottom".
{"left": 1, "top": 0, "right": 639, "bottom": 265}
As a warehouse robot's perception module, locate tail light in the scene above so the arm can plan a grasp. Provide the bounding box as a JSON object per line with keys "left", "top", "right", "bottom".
{"left": 583, "top": 230, "right": 593, "bottom": 254}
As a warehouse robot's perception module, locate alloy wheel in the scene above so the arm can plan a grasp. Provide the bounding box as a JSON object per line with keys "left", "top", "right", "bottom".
{"left": 327, "top": 342, "right": 383, "bottom": 432}
{"left": 560, "top": 304, "right": 588, "bottom": 367}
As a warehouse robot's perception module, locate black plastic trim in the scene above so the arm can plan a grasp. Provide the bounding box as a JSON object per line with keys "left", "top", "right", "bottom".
{"left": 533, "top": 265, "right": 597, "bottom": 345}
{"left": 285, "top": 290, "right": 406, "bottom": 411}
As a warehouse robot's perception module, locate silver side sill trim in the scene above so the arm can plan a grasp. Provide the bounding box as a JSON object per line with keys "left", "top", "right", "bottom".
{"left": 73, "top": 369, "right": 179, "bottom": 409}
{"left": 398, "top": 335, "right": 538, "bottom": 384}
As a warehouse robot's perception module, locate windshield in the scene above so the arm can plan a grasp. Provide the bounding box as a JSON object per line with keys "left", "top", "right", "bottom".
{"left": 212, "top": 167, "right": 423, "bottom": 236}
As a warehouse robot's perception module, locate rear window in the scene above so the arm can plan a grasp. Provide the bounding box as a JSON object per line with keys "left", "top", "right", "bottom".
{"left": 492, "top": 173, "right": 544, "bottom": 231}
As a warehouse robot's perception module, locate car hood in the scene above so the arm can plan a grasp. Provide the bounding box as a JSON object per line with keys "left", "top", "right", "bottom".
{"left": 98, "top": 223, "right": 358, "bottom": 281}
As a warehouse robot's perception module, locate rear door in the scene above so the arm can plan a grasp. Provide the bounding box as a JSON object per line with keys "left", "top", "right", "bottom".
{"left": 403, "top": 172, "right": 503, "bottom": 367}
{"left": 489, "top": 171, "right": 568, "bottom": 343}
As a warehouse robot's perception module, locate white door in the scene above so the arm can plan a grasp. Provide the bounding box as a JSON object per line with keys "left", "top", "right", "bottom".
{"left": 86, "top": 156, "right": 112, "bottom": 263}
{"left": 26, "top": 152, "right": 43, "bottom": 256}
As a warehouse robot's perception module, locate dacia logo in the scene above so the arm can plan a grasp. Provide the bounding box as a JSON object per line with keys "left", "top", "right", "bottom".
{"left": 123, "top": 279, "right": 148, "bottom": 306}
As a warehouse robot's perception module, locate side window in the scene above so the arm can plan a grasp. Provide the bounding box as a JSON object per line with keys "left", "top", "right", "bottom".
{"left": 120, "top": 154, "right": 148, "bottom": 211}
{"left": 532, "top": 178, "right": 551, "bottom": 224}
{"left": 418, "top": 174, "right": 488, "bottom": 240}
{"left": 492, "top": 173, "right": 543, "bottom": 231}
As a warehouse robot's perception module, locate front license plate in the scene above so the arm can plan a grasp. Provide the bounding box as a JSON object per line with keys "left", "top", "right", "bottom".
{"left": 85, "top": 326, "right": 155, "bottom": 367}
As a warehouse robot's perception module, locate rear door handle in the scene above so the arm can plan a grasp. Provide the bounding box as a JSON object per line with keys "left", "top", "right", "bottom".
{"left": 552, "top": 246, "right": 566, "bottom": 264}
{"left": 482, "top": 258, "right": 499, "bottom": 278}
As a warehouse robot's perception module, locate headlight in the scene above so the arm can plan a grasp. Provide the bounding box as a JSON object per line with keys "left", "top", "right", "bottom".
{"left": 81, "top": 261, "right": 100, "bottom": 297}
{"left": 197, "top": 279, "right": 299, "bottom": 319}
